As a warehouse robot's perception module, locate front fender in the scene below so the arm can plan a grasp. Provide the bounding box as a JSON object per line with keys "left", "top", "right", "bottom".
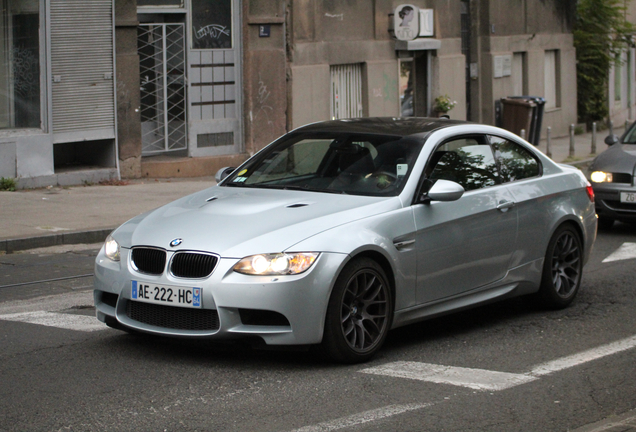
{"left": 287, "top": 206, "right": 418, "bottom": 310}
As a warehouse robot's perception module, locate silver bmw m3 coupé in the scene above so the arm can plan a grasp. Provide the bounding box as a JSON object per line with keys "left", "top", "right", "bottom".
{"left": 94, "top": 118, "right": 597, "bottom": 363}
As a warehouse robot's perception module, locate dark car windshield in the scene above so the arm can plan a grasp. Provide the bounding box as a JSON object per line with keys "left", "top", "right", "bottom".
{"left": 623, "top": 125, "right": 636, "bottom": 144}
{"left": 222, "top": 132, "right": 424, "bottom": 196}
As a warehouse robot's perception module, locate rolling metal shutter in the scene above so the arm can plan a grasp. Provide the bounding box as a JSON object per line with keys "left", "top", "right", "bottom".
{"left": 50, "top": 0, "right": 115, "bottom": 141}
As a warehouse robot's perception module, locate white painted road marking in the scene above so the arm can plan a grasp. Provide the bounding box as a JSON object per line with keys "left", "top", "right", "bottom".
{"left": 300, "top": 336, "right": 636, "bottom": 432}
{"left": 0, "top": 291, "right": 106, "bottom": 332}
{"left": 603, "top": 242, "right": 636, "bottom": 262}
{"left": 360, "top": 361, "right": 536, "bottom": 391}
{"left": 529, "top": 334, "right": 636, "bottom": 376}
{"left": 0, "top": 311, "right": 107, "bottom": 332}
{"left": 288, "top": 403, "right": 432, "bottom": 432}
{"left": 360, "top": 335, "right": 636, "bottom": 391}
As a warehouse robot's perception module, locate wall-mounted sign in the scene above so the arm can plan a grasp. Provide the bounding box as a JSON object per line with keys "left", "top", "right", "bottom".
{"left": 419, "top": 9, "right": 434, "bottom": 37}
{"left": 493, "top": 55, "right": 512, "bottom": 78}
{"left": 394, "top": 4, "right": 419, "bottom": 41}
{"left": 259, "top": 25, "right": 270, "bottom": 38}
{"left": 470, "top": 62, "right": 479, "bottom": 79}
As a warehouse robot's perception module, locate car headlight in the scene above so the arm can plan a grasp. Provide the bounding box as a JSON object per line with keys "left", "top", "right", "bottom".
{"left": 104, "top": 234, "right": 120, "bottom": 261}
{"left": 233, "top": 253, "right": 319, "bottom": 275}
{"left": 590, "top": 171, "right": 613, "bottom": 183}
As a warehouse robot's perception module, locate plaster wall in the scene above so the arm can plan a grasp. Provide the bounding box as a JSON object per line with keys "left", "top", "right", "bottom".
{"left": 366, "top": 60, "right": 400, "bottom": 118}
{"left": 481, "top": 33, "right": 576, "bottom": 137}
{"left": 243, "top": 1, "right": 287, "bottom": 154}
{"left": 290, "top": 64, "right": 330, "bottom": 129}
{"left": 433, "top": 38, "right": 466, "bottom": 120}
{"left": 115, "top": 0, "right": 142, "bottom": 178}
{"left": 15, "top": 135, "right": 54, "bottom": 179}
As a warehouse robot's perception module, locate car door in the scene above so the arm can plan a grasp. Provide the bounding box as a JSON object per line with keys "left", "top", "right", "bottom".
{"left": 488, "top": 134, "right": 546, "bottom": 267}
{"left": 413, "top": 135, "right": 518, "bottom": 304}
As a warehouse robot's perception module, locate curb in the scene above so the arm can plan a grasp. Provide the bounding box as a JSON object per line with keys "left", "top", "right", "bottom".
{"left": 0, "top": 228, "right": 113, "bottom": 254}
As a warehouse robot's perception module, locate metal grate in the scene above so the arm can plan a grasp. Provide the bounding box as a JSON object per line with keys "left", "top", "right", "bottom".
{"left": 126, "top": 301, "right": 220, "bottom": 331}
{"left": 100, "top": 291, "right": 119, "bottom": 308}
{"left": 138, "top": 24, "right": 187, "bottom": 154}
{"left": 170, "top": 252, "right": 218, "bottom": 278}
{"left": 197, "top": 132, "right": 234, "bottom": 148}
{"left": 131, "top": 248, "right": 167, "bottom": 275}
{"left": 610, "top": 173, "right": 633, "bottom": 184}
{"left": 51, "top": 0, "right": 115, "bottom": 136}
{"left": 330, "top": 64, "right": 363, "bottom": 120}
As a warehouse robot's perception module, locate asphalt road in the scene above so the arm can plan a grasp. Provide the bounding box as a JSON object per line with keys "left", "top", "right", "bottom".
{"left": 0, "top": 227, "right": 635, "bottom": 432}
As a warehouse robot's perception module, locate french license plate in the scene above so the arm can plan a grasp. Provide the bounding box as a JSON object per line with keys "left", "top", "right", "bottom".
{"left": 620, "top": 192, "right": 636, "bottom": 204}
{"left": 131, "top": 281, "right": 201, "bottom": 308}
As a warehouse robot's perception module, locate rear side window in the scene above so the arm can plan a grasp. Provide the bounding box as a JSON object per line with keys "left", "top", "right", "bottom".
{"left": 489, "top": 136, "right": 541, "bottom": 182}
{"left": 428, "top": 136, "right": 499, "bottom": 191}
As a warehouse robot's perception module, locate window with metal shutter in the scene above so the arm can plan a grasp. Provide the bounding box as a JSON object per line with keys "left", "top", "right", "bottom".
{"left": 50, "top": 0, "right": 115, "bottom": 141}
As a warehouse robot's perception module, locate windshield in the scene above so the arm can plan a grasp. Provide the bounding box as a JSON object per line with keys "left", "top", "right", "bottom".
{"left": 623, "top": 124, "right": 636, "bottom": 143}
{"left": 223, "top": 132, "right": 424, "bottom": 196}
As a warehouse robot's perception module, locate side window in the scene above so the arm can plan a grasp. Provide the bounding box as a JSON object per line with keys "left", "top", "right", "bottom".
{"left": 489, "top": 136, "right": 541, "bottom": 182}
{"left": 428, "top": 137, "right": 499, "bottom": 191}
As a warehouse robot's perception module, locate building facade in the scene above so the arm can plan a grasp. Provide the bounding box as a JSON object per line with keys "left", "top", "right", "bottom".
{"left": 2, "top": 0, "right": 581, "bottom": 187}
{"left": 608, "top": 2, "right": 636, "bottom": 128}
{"left": 0, "top": 0, "right": 119, "bottom": 188}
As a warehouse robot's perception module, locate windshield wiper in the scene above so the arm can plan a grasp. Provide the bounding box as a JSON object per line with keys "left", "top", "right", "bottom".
{"left": 234, "top": 183, "right": 348, "bottom": 194}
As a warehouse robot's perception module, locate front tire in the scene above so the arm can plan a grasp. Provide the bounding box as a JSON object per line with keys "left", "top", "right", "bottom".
{"left": 322, "top": 257, "right": 393, "bottom": 364}
{"left": 537, "top": 225, "right": 583, "bottom": 309}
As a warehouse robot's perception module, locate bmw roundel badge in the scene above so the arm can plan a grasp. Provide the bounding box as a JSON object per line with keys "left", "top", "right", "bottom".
{"left": 170, "top": 238, "right": 183, "bottom": 247}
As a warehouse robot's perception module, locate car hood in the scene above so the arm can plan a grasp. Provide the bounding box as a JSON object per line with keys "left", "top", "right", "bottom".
{"left": 590, "top": 144, "right": 636, "bottom": 174}
{"left": 113, "top": 186, "right": 401, "bottom": 258}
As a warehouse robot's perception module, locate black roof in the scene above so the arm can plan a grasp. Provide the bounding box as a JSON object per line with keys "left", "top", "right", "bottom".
{"left": 292, "top": 117, "right": 469, "bottom": 137}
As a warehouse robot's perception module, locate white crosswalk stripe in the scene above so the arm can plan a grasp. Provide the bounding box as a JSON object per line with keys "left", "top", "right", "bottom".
{"left": 0, "top": 310, "right": 106, "bottom": 332}
{"left": 360, "top": 335, "right": 636, "bottom": 391}
{"left": 360, "top": 361, "right": 536, "bottom": 391}
{"left": 603, "top": 242, "right": 636, "bottom": 263}
{"left": 0, "top": 291, "right": 106, "bottom": 332}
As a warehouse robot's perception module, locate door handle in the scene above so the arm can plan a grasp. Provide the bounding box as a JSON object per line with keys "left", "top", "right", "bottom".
{"left": 497, "top": 200, "right": 516, "bottom": 211}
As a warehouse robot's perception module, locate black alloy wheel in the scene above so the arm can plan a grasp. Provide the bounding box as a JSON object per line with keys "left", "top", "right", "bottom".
{"left": 322, "top": 257, "right": 393, "bottom": 363}
{"left": 538, "top": 225, "right": 583, "bottom": 309}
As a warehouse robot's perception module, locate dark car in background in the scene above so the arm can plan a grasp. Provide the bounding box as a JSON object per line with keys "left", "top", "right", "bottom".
{"left": 589, "top": 122, "right": 636, "bottom": 229}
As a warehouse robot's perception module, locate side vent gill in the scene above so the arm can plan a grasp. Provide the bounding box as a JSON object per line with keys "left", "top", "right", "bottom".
{"left": 287, "top": 203, "right": 309, "bottom": 208}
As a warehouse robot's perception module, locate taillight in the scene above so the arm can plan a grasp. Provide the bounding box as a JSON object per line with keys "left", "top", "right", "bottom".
{"left": 586, "top": 183, "right": 595, "bottom": 203}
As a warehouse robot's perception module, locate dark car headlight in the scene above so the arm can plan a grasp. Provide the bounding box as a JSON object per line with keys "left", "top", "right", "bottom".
{"left": 233, "top": 253, "right": 319, "bottom": 275}
{"left": 590, "top": 171, "right": 613, "bottom": 183}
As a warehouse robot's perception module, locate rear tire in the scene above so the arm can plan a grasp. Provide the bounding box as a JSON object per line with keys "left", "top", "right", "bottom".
{"left": 537, "top": 225, "right": 583, "bottom": 309}
{"left": 322, "top": 257, "right": 393, "bottom": 364}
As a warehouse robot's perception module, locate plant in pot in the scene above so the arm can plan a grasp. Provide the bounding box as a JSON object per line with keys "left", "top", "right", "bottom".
{"left": 433, "top": 94, "right": 457, "bottom": 118}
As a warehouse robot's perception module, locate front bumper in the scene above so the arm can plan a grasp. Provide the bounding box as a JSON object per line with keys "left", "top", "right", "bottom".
{"left": 593, "top": 184, "right": 636, "bottom": 222}
{"left": 94, "top": 246, "right": 348, "bottom": 345}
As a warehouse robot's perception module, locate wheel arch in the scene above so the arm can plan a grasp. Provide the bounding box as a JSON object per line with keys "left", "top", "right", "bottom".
{"left": 349, "top": 248, "right": 397, "bottom": 314}
{"left": 549, "top": 216, "right": 586, "bottom": 250}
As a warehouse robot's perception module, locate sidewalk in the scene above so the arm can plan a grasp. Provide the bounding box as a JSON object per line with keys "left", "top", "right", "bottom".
{"left": 0, "top": 125, "right": 620, "bottom": 254}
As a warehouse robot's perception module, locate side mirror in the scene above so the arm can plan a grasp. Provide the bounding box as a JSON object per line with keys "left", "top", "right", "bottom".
{"left": 420, "top": 179, "right": 465, "bottom": 203}
{"left": 215, "top": 166, "right": 236, "bottom": 183}
{"left": 604, "top": 134, "right": 619, "bottom": 146}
